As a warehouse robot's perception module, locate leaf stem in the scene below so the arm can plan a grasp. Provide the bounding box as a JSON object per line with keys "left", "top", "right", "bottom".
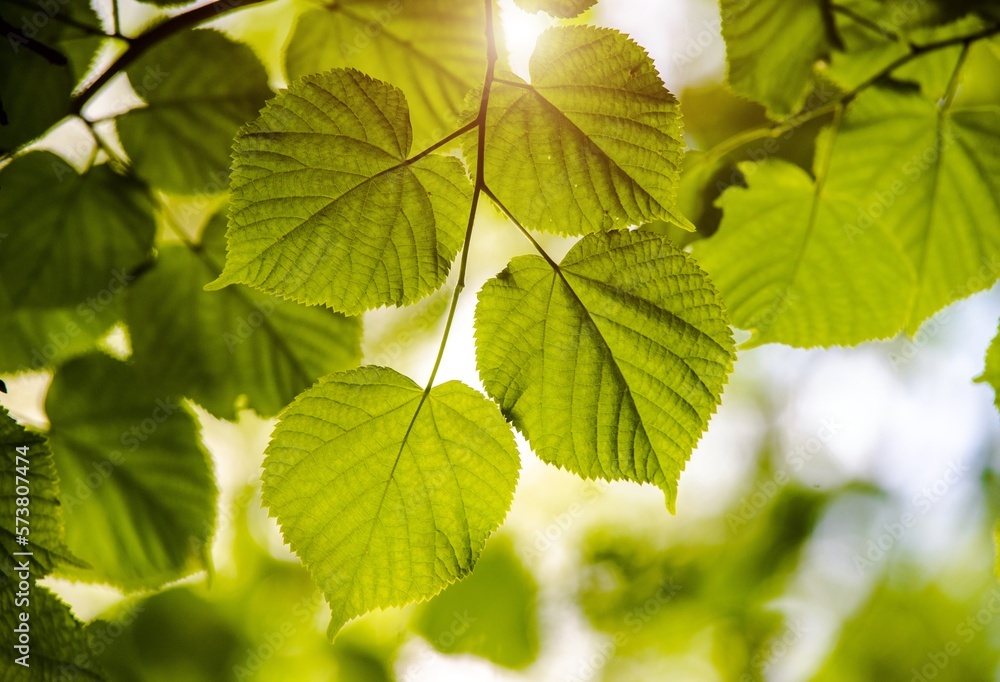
{"left": 0, "top": 0, "right": 273, "bottom": 163}
{"left": 703, "top": 22, "right": 1000, "bottom": 164}
{"left": 481, "top": 184, "right": 561, "bottom": 271}
{"left": 72, "top": 0, "right": 274, "bottom": 115}
{"left": 417, "top": 0, "right": 499, "bottom": 395}
{"left": 940, "top": 42, "right": 971, "bottom": 115}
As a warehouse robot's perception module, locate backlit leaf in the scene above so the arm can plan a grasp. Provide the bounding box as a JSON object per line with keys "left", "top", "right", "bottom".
{"left": 691, "top": 156, "right": 916, "bottom": 347}
{"left": 208, "top": 69, "right": 472, "bottom": 315}
{"left": 262, "top": 365, "right": 520, "bottom": 637}
{"left": 475, "top": 230, "right": 734, "bottom": 510}
{"left": 469, "top": 26, "right": 691, "bottom": 235}
{"left": 284, "top": 0, "right": 488, "bottom": 146}
{"left": 720, "top": 0, "right": 830, "bottom": 117}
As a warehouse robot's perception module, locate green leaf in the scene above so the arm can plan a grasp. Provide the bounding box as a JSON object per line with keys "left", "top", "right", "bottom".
{"left": 513, "top": 0, "right": 597, "bottom": 18}
{"left": 208, "top": 69, "right": 472, "bottom": 315}
{"left": 117, "top": 29, "right": 272, "bottom": 194}
{"left": 261, "top": 365, "right": 520, "bottom": 637}
{"left": 0, "top": 0, "right": 105, "bottom": 80}
{"left": 0, "top": 153, "right": 155, "bottom": 311}
{"left": 413, "top": 534, "right": 539, "bottom": 669}
{"left": 826, "top": 87, "right": 1000, "bottom": 331}
{"left": 46, "top": 354, "right": 218, "bottom": 591}
{"left": 0, "top": 407, "right": 77, "bottom": 577}
{"left": 0, "top": 303, "right": 121, "bottom": 374}
{"left": 127, "top": 211, "right": 362, "bottom": 420}
{"left": 470, "top": 26, "right": 692, "bottom": 235}
{"left": 977, "top": 321, "right": 1000, "bottom": 410}
{"left": 284, "top": 0, "right": 488, "bottom": 146}
{"left": 475, "top": 230, "right": 734, "bottom": 510}
{"left": 0, "top": 585, "right": 105, "bottom": 681}
{"left": 720, "top": 0, "right": 830, "bottom": 118}
{"left": 691, "top": 156, "right": 916, "bottom": 347}
{"left": 826, "top": 13, "right": 986, "bottom": 96}
{"left": 0, "top": 37, "right": 72, "bottom": 152}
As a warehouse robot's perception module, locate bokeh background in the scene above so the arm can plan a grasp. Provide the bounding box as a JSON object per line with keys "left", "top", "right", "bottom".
{"left": 5, "top": 0, "right": 1000, "bottom": 679}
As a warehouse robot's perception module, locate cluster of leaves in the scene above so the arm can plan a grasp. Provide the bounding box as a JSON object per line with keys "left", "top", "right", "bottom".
{"left": 1, "top": 0, "right": 1000, "bottom": 672}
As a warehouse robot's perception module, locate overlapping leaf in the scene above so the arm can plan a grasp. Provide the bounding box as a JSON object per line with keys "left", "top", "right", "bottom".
{"left": 0, "top": 153, "right": 155, "bottom": 311}
{"left": 719, "top": 0, "right": 830, "bottom": 117}
{"left": 0, "top": 39, "right": 72, "bottom": 152}
{"left": 691, "top": 156, "right": 915, "bottom": 347}
{"left": 476, "top": 230, "right": 734, "bottom": 510}
{"left": 46, "top": 354, "right": 217, "bottom": 591}
{"left": 128, "top": 211, "right": 361, "bottom": 420}
{"left": 827, "top": 87, "right": 1000, "bottom": 331}
{"left": 208, "top": 69, "right": 472, "bottom": 315}
{"left": 0, "top": 407, "right": 76, "bottom": 576}
{"left": 0, "top": 586, "right": 105, "bottom": 681}
{"left": 0, "top": 0, "right": 104, "bottom": 79}
{"left": 468, "top": 26, "right": 691, "bottom": 235}
{"left": 0, "top": 303, "right": 120, "bottom": 374}
{"left": 117, "top": 29, "right": 272, "bottom": 194}
{"left": 262, "top": 366, "right": 520, "bottom": 637}
{"left": 284, "top": 0, "right": 488, "bottom": 146}
{"left": 0, "top": 0, "right": 103, "bottom": 151}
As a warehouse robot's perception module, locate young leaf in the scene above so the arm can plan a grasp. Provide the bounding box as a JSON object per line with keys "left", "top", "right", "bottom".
{"left": 977, "top": 321, "right": 1000, "bottom": 410}
{"left": 284, "top": 0, "right": 488, "bottom": 146}
{"left": 691, "top": 158, "right": 916, "bottom": 347}
{"left": 127, "top": 211, "right": 361, "bottom": 420}
{"left": 117, "top": 29, "right": 272, "bottom": 194}
{"left": 0, "top": 153, "right": 155, "bottom": 311}
{"left": 827, "top": 87, "right": 1000, "bottom": 332}
{"left": 514, "top": 0, "right": 597, "bottom": 19}
{"left": 468, "top": 26, "right": 692, "bottom": 236}
{"left": 46, "top": 354, "right": 218, "bottom": 591}
{"left": 208, "top": 69, "right": 472, "bottom": 315}
{"left": 1, "top": 407, "right": 78, "bottom": 576}
{"left": 475, "top": 230, "right": 734, "bottom": 511}
{"left": 261, "top": 366, "right": 520, "bottom": 637}
{"left": 720, "top": 0, "right": 830, "bottom": 118}
{"left": 413, "top": 534, "right": 539, "bottom": 669}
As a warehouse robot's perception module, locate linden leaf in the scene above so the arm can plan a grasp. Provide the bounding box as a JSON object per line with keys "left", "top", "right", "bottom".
{"left": 262, "top": 366, "right": 520, "bottom": 638}
{"left": 208, "top": 69, "right": 472, "bottom": 315}
{"left": 469, "top": 26, "right": 692, "bottom": 236}
{"left": 475, "top": 230, "right": 734, "bottom": 510}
